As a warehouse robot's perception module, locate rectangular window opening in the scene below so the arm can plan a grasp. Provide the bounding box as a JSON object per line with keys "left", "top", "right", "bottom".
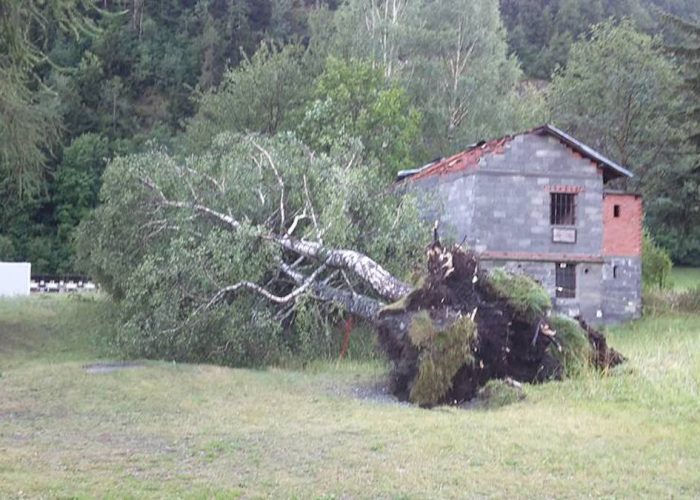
{"left": 613, "top": 204, "right": 621, "bottom": 217}
{"left": 550, "top": 193, "right": 576, "bottom": 225}
{"left": 555, "top": 262, "right": 576, "bottom": 298}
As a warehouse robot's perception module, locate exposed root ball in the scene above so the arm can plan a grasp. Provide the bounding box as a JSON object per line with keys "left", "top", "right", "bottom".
{"left": 409, "top": 314, "right": 476, "bottom": 407}
{"left": 377, "top": 244, "right": 624, "bottom": 407}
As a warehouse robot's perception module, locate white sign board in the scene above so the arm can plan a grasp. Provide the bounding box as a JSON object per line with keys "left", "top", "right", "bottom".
{"left": 0, "top": 262, "right": 31, "bottom": 297}
{"left": 552, "top": 227, "right": 577, "bottom": 244}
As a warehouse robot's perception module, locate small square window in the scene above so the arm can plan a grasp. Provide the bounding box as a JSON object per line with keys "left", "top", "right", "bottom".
{"left": 613, "top": 205, "right": 621, "bottom": 217}
{"left": 555, "top": 262, "right": 576, "bottom": 298}
{"left": 550, "top": 193, "right": 576, "bottom": 225}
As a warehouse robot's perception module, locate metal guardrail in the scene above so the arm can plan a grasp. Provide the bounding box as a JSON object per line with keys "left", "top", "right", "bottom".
{"left": 30, "top": 277, "right": 99, "bottom": 293}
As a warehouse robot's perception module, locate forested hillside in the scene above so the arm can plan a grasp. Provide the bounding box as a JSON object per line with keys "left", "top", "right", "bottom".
{"left": 1, "top": 0, "right": 700, "bottom": 273}
{"left": 500, "top": 0, "right": 700, "bottom": 79}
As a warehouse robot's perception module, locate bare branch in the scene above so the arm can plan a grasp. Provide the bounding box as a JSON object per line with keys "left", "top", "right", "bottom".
{"left": 282, "top": 264, "right": 384, "bottom": 320}
{"left": 141, "top": 177, "right": 241, "bottom": 230}
{"left": 142, "top": 175, "right": 412, "bottom": 302}
{"left": 174, "top": 262, "right": 330, "bottom": 334}
{"left": 286, "top": 211, "right": 308, "bottom": 236}
{"left": 303, "top": 174, "right": 321, "bottom": 243}
{"left": 252, "top": 140, "right": 286, "bottom": 232}
{"left": 206, "top": 264, "right": 326, "bottom": 309}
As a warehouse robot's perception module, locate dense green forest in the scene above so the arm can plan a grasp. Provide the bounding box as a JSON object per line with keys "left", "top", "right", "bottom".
{"left": 501, "top": 0, "right": 700, "bottom": 78}
{"left": 1, "top": 0, "right": 700, "bottom": 273}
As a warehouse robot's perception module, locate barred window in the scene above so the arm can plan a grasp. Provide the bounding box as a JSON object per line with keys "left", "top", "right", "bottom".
{"left": 550, "top": 193, "right": 576, "bottom": 225}
{"left": 555, "top": 262, "right": 576, "bottom": 298}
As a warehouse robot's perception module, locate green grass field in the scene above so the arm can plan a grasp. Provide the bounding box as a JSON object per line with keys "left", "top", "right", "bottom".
{"left": 1, "top": 295, "right": 699, "bottom": 498}
{"left": 671, "top": 266, "right": 700, "bottom": 290}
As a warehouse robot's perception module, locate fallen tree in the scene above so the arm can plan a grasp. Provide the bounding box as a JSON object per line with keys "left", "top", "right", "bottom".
{"left": 78, "top": 132, "right": 623, "bottom": 406}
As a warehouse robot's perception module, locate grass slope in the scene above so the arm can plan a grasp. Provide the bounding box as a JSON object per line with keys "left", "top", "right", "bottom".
{"left": 1, "top": 296, "right": 699, "bottom": 498}
{"left": 671, "top": 266, "right": 700, "bottom": 290}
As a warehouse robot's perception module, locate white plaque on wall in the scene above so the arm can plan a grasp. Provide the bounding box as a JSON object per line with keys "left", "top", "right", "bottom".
{"left": 552, "top": 227, "right": 576, "bottom": 243}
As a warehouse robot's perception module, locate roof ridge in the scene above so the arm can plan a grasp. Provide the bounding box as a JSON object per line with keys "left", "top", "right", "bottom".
{"left": 397, "top": 124, "right": 633, "bottom": 183}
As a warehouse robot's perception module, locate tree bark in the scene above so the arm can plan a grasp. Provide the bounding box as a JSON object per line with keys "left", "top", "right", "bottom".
{"left": 143, "top": 177, "right": 413, "bottom": 303}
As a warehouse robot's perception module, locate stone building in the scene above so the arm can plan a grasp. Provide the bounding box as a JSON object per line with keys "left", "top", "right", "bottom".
{"left": 398, "top": 124, "right": 642, "bottom": 324}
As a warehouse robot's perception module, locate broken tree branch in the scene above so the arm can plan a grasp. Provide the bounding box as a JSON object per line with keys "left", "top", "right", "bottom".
{"left": 282, "top": 264, "right": 384, "bottom": 320}
{"left": 142, "top": 175, "right": 412, "bottom": 302}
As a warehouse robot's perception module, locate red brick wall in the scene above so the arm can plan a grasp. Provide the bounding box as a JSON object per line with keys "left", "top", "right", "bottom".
{"left": 603, "top": 193, "right": 643, "bottom": 256}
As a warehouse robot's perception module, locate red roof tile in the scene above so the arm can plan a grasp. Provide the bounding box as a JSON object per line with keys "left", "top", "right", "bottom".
{"left": 408, "top": 136, "right": 512, "bottom": 181}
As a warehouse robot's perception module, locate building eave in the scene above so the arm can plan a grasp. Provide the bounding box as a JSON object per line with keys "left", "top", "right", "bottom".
{"left": 540, "top": 124, "right": 634, "bottom": 181}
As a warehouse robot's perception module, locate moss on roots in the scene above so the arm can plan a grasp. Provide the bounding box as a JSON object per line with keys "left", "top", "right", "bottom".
{"left": 547, "top": 315, "right": 593, "bottom": 377}
{"left": 409, "top": 315, "right": 476, "bottom": 407}
{"left": 486, "top": 268, "right": 552, "bottom": 321}
{"left": 407, "top": 311, "right": 436, "bottom": 347}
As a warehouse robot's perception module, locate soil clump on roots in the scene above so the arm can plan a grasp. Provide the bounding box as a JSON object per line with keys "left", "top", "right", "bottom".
{"left": 376, "top": 241, "right": 624, "bottom": 407}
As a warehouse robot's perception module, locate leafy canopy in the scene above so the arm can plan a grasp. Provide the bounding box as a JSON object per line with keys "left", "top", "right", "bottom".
{"left": 300, "top": 57, "right": 421, "bottom": 179}
{"left": 77, "top": 132, "right": 426, "bottom": 365}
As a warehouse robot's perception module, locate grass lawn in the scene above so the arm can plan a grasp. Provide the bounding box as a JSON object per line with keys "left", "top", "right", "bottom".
{"left": 671, "top": 266, "right": 700, "bottom": 290}
{"left": 1, "top": 296, "right": 699, "bottom": 498}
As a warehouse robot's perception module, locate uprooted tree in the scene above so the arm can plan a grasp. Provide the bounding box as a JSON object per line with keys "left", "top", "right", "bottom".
{"left": 77, "top": 132, "right": 623, "bottom": 407}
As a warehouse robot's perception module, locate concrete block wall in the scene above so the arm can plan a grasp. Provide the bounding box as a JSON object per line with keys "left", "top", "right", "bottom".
{"left": 566, "top": 262, "right": 603, "bottom": 323}
{"left": 411, "top": 171, "right": 476, "bottom": 243}
{"left": 481, "top": 260, "right": 556, "bottom": 292}
{"left": 603, "top": 257, "right": 642, "bottom": 322}
{"left": 471, "top": 133, "right": 604, "bottom": 255}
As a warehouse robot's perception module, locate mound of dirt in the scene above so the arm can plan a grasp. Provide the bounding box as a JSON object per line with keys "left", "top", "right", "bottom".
{"left": 376, "top": 242, "right": 624, "bottom": 407}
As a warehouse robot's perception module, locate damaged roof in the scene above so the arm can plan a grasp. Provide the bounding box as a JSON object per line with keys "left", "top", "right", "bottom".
{"left": 396, "top": 124, "right": 634, "bottom": 183}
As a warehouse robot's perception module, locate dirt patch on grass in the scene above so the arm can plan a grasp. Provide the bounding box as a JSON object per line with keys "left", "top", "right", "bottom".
{"left": 327, "top": 377, "right": 411, "bottom": 406}
{"left": 83, "top": 361, "right": 145, "bottom": 374}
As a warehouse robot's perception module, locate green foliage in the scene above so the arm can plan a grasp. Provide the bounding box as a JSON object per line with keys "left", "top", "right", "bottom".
{"left": 666, "top": 15, "right": 700, "bottom": 148}
{"left": 5, "top": 0, "right": 696, "bottom": 288}
{"left": 409, "top": 315, "right": 476, "bottom": 406}
{"left": 550, "top": 20, "right": 684, "bottom": 186}
{"left": 500, "top": 0, "right": 700, "bottom": 79}
{"left": 654, "top": 15, "right": 700, "bottom": 266}
{"left": 546, "top": 315, "right": 593, "bottom": 377}
{"left": 0, "top": 235, "right": 15, "bottom": 260}
{"left": 290, "top": 298, "right": 339, "bottom": 363}
{"left": 300, "top": 57, "right": 421, "bottom": 178}
{"left": 77, "top": 132, "right": 425, "bottom": 365}
{"left": 54, "top": 133, "right": 110, "bottom": 272}
{"left": 187, "top": 42, "right": 313, "bottom": 151}
{"left": 403, "top": 0, "right": 525, "bottom": 155}
{"left": 642, "top": 230, "right": 673, "bottom": 288}
{"left": 0, "top": 0, "right": 97, "bottom": 198}
{"left": 0, "top": 76, "right": 62, "bottom": 198}
{"left": 319, "top": 0, "right": 531, "bottom": 158}
{"left": 487, "top": 268, "right": 552, "bottom": 321}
